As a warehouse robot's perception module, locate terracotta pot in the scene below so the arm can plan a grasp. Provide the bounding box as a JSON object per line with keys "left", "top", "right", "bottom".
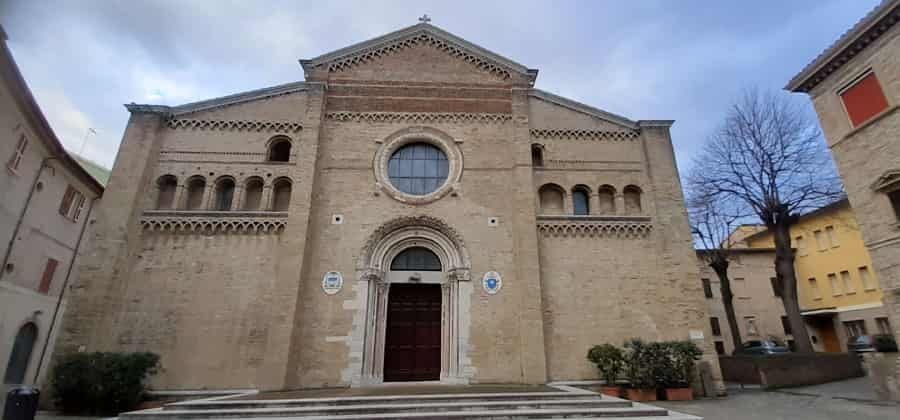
{"left": 599, "top": 386, "right": 622, "bottom": 397}
{"left": 665, "top": 387, "right": 693, "bottom": 401}
{"left": 625, "top": 388, "right": 657, "bottom": 401}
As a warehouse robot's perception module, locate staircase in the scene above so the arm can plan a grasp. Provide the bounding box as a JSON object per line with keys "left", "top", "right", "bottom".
{"left": 120, "top": 389, "right": 701, "bottom": 419}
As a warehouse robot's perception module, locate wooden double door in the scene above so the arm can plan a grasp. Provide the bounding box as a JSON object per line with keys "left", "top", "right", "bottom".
{"left": 383, "top": 283, "right": 442, "bottom": 381}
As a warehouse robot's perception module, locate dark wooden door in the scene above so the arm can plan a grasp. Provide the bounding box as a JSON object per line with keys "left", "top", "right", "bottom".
{"left": 384, "top": 284, "right": 441, "bottom": 381}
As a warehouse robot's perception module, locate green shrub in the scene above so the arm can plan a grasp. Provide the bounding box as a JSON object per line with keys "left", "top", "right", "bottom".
{"left": 587, "top": 344, "right": 624, "bottom": 386}
{"left": 51, "top": 352, "right": 159, "bottom": 415}
{"left": 663, "top": 341, "right": 703, "bottom": 388}
{"left": 624, "top": 339, "right": 660, "bottom": 389}
{"left": 874, "top": 335, "right": 898, "bottom": 352}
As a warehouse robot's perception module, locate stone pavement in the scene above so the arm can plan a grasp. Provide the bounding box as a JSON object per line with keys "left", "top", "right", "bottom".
{"left": 657, "top": 378, "right": 898, "bottom": 420}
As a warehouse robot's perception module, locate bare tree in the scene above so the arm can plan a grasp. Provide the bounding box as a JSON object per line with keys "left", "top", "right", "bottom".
{"left": 688, "top": 89, "right": 843, "bottom": 353}
{"left": 688, "top": 188, "right": 744, "bottom": 353}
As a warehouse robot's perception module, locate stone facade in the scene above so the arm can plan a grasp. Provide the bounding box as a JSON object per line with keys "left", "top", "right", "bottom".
{"left": 787, "top": 0, "right": 900, "bottom": 400}
{"left": 697, "top": 249, "right": 789, "bottom": 355}
{"left": 55, "top": 22, "right": 723, "bottom": 391}
{"left": 0, "top": 26, "right": 104, "bottom": 394}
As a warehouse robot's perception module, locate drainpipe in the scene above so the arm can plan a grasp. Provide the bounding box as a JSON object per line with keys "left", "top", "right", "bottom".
{"left": 33, "top": 196, "right": 95, "bottom": 384}
{"left": 0, "top": 156, "right": 57, "bottom": 283}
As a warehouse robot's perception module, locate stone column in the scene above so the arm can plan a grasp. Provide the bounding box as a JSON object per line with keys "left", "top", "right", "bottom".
{"left": 202, "top": 183, "right": 215, "bottom": 210}
{"left": 173, "top": 183, "right": 187, "bottom": 210}
{"left": 589, "top": 192, "right": 600, "bottom": 215}
{"left": 615, "top": 194, "right": 626, "bottom": 215}
{"left": 260, "top": 185, "right": 273, "bottom": 211}
{"left": 231, "top": 185, "right": 243, "bottom": 211}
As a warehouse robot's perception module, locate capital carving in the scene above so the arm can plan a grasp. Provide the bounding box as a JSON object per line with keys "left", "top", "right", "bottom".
{"left": 359, "top": 267, "right": 385, "bottom": 283}
{"left": 447, "top": 268, "right": 471, "bottom": 282}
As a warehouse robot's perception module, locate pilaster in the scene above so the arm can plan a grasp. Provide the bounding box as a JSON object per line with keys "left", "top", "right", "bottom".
{"left": 53, "top": 110, "right": 167, "bottom": 355}
{"left": 511, "top": 88, "right": 548, "bottom": 384}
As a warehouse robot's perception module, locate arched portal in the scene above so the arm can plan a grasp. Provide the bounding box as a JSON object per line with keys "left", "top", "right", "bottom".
{"left": 4, "top": 323, "right": 37, "bottom": 384}
{"left": 354, "top": 215, "right": 471, "bottom": 385}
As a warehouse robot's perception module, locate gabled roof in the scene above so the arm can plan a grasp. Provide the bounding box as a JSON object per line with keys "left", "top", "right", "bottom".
{"left": 786, "top": 0, "right": 900, "bottom": 93}
{"left": 0, "top": 25, "right": 104, "bottom": 195}
{"left": 299, "top": 22, "right": 538, "bottom": 84}
{"left": 528, "top": 89, "right": 641, "bottom": 130}
{"left": 125, "top": 81, "right": 309, "bottom": 116}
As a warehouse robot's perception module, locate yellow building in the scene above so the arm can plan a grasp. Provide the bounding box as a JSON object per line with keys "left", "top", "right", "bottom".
{"left": 744, "top": 199, "right": 892, "bottom": 352}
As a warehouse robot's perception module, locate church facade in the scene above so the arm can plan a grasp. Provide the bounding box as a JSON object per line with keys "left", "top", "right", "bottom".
{"left": 55, "top": 22, "right": 721, "bottom": 391}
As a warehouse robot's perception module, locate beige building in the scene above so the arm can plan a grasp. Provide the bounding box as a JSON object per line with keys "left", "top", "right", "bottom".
{"left": 697, "top": 249, "right": 791, "bottom": 355}
{"left": 787, "top": 0, "right": 900, "bottom": 399}
{"left": 54, "top": 21, "right": 723, "bottom": 392}
{"left": 0, "top": 26, "right": 104, "bottom": 392}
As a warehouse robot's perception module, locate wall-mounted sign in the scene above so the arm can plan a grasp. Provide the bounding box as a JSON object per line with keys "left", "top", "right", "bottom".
{"left": 322, "top": 271, "right": 343, "bottom": 295}
{"left": 482, "top": 271, "right": 502, "bottom": 295}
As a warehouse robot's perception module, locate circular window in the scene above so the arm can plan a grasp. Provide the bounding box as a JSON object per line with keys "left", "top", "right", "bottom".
{"left": 387, "top": 143, "right": 449, "bottom": 195}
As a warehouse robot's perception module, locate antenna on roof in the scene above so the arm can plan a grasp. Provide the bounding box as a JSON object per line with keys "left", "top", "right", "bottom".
{"left": 78, "top": 127, "right": 96, "bottom": 155}
{"left": 418, "top": 14, "right": 431, "bottom": 24}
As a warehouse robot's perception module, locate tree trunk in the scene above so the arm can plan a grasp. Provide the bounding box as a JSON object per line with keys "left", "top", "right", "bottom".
{"left": 771, "top": 219, "right": 814, "bottom": 353}
{"left": 710, "top": 257, "right": 742, "bottom": 353}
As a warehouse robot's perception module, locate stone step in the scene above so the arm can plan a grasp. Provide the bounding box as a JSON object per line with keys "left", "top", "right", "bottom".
{"left": 123, "top": 405, "right": 671, "bottom": 419}
{"left": 142, "top": 398, "right": 632, "bottom": 417}
{"left": 164, "top": 392, "right": 597, "bottom": 410}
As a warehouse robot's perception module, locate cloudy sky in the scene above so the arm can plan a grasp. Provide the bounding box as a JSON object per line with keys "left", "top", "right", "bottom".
{"left": 0, "top": 0, "right": 880, "bottom": 173}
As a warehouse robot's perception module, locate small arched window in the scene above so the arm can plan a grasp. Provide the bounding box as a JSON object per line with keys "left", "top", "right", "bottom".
{"left": 624, "top": 185, "right": 642, "bottom": 214}
{"left": 4, "top": 323, "right": 37, "bottom": 384}
{"left": 538, "top": 184, "right": 565, "bottom": 214}
{"left": 156, "top": 175, "right": 177, "bottom": 209}
{"left": 185, "top": 177, "right": 206, "bottom": 210}
{"left": 531, "top": 144, "right": 544, "bottom": 167}
{"left": 243, "top": 178, "right": 264, "bottom": 211}
{"left": 598, "top": 185, "right": 616, "bottom": 214}
{"left": 572, "top": 187, "right": 590, "bottom": 215}
{"left": 268, "top": 138, "right": 292, "bottom": 162}
{"left": 391, "top": 247, "right": 442, "bottom": 271}
{"left": 214, "top": 178, "right": 235, "bottom": 211}
{"left": 272, "top": 178, "right": 292, "bottom": 211}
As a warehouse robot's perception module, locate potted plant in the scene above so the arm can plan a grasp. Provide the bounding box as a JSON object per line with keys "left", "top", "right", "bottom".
{"left": 623, "top": 339, "right": 658, "bottom": 401}
{"left": 587, "top": 344, "right": 624, "bottom": 397}
{"left": 662, "top": 341, "right": 702, "bottom": 401}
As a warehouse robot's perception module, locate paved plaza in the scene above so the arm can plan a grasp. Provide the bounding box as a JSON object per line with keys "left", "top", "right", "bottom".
{"left": 657, "top": 378, "right": 899, "bottom": 420}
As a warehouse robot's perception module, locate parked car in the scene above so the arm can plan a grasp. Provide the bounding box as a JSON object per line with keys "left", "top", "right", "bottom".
{"left": 733, "top": 340, "right": 791, "bottom": 355}
{"left": 847, "top": 335, "right": 898, "bottom": 353}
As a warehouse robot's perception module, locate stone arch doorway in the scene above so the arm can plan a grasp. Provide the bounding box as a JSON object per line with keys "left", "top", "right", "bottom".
{"left": 384, "top": 247, "right": 442, "bottom": 381}
{"left": 355, "top": 216, "right": 471, "bottom": 385}
{"left": 4, "top": 322, "right": 37, "bottom": 385}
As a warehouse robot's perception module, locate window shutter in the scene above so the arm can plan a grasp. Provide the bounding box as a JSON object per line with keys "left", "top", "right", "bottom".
{"left": 840, "top": 72, "right": 889, "bottom": 127}
{"left": 59, "top": 186, "right": 76, "bottom": 217}
{"left": 72, "top": 194, "right": 86, "bottom": 221}
{"left": 38, "top": 258, "right": 59, "bottom": 294}
{"left": 8, "top": 135, "right": 27, "bottom": 170}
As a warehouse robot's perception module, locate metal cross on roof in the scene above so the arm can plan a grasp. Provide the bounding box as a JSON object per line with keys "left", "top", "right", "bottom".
{"left": 418, "top": 14, "right": 431, "bottom": 23}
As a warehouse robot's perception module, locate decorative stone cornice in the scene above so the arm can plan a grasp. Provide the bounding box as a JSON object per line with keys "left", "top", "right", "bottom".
{"left": 301, "top": 23, "right": 536, "bottom": 83}
{"left": 326, "top": 112, "right": 511, "bottom": 124}
{"left": 125, "top": 82, "right": 310, "bottom": 117}
{"left": 527, "top": 89, "right": 639, "bottom": 130}
{"left": 140, "top": 211, "right": 287, "bottom": 234}
{"left": 787, "top": 0, "right": 900, "bottom": 93}
{"left": 165, "top": 118, "right": 303, "bottom": 133}
{"left": 530, "top": 129, "right": 639, "bottom": 142}
{"left": 124, "top": 103, "right": 172, "bottom": 115}
{"left": 537, "top": 217, "right": 652, "bottom": 239}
